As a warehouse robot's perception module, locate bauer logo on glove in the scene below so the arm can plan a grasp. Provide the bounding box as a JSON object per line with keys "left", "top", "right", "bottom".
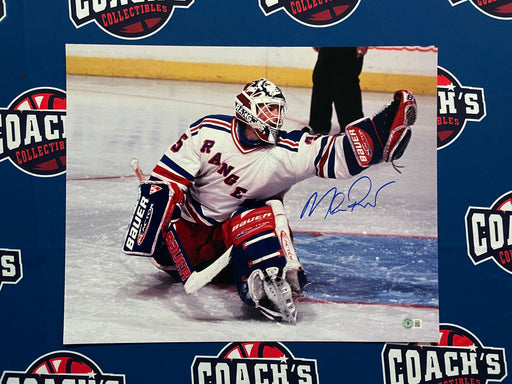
{"left": 346, "top": 124, "right": 374, "bottom": 167}
{"left": 345, "top": 89, "right": 417, "bottom": 169}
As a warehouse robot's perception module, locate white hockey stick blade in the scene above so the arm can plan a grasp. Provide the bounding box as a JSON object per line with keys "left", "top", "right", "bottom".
{"left": 184, "top": 246, "right": 233, "bottom": 294}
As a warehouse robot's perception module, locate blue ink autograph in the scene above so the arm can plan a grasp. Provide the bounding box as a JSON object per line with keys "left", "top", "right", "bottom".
{"left": 300, "top": 176, "right": 396, "bottom": 219}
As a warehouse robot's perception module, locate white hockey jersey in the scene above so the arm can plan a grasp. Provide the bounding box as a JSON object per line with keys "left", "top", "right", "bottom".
{"left": 151, "top": 114, "right": 357, "bottom": 226}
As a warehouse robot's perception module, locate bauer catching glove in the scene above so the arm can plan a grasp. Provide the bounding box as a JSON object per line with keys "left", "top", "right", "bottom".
{"left": 345, "top": 89, "right": 417, "bottom": 170}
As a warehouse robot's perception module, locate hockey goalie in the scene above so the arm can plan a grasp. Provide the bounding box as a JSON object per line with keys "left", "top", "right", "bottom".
{"left": 122, "top": 78, "right": 417, "bottom": 323}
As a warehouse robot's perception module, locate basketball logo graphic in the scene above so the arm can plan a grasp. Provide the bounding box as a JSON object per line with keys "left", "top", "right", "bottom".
{"left": 259, "top": 0, "right": 361, "bottom": 27}
{"left": 192, "top": 342, "right": 319, "bottom": 384}
{"left": 0, "top": 87, "right": 66, "bottom": 177}
{"left": 27, "top": 352, "right": 101, "bottom": 376}
{"left": 437, "top": 66, "right": 486, "bottom": 149}
{"left": 0, "top": 350, "right": 126, "bottom": 383}
{"left": 219, "top": 342, "right": 293, "bottom": 360}
{"left": 0, "top": 249, "right": 22, "bottom": 292}
{"left": 382, "top": 323, "right": 507, "bottom": 384}
{"left": 448, "top": 0, "right": 512, "bottom": 19}
{"left": 466, "top": 191, "right": 512, "bottom": 274}
{"left": 69, "top": 0, "right": 194, "bottom": 39}
{"left": 437, "top": 323, "right": 482, "bottom": 348}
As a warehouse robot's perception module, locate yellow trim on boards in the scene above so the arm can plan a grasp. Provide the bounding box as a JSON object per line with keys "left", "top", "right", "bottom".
{"left": 66, "top": 56, "right": 437, "bottom": 95}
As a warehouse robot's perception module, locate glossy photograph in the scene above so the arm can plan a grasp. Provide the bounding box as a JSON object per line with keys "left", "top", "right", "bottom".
{"left": 64, "top": 44, "right": 439, "bottom": 343}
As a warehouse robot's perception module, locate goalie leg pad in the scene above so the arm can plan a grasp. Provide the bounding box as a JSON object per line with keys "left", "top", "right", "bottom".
{"left": 229, "top": 214, "right": 287, "bottom": 307}
{"left": 152, "top": 219, "right": 227, "bottom": 285}
{"left": 266, "top": 200, "right": 306, "bottom": 293}
{"left": 161, "top": 224, "right": 195, "bottom": 283}
{"left": 122, "top": 182, "right": 181, "bottom": 256}
{"left": 226, "top": 201, "right": 305, "bottom": 323}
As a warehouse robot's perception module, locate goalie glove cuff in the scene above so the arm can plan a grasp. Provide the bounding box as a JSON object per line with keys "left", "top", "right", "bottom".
{"left": 345, "top": 118, "right": 379, "bottom": 168}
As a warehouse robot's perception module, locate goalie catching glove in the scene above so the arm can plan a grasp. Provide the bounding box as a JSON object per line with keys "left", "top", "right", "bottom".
{"left": 345, "top": 89, "right": 417, "bottom": 170}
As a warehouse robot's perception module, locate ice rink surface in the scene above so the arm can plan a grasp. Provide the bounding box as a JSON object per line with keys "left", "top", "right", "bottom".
{"left": 64, "top": 75, "right": 438, "bottom": 344}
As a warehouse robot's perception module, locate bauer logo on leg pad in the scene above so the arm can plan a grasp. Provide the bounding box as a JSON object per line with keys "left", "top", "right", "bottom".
{"left": 227, "top": 206, "right": 275, "bottom": 247}
{"left": 123, "top": 182, "right": 175, "bottom": 256}
{"left": 164, "top": 226, "right": 193, "bottom": 282}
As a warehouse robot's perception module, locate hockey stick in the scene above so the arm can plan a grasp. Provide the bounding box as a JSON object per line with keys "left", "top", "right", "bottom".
{"left": 130, "top": 158, "right": 149, "bottom": 182}
{"left": 129, "top": 158, "right": 233, "bottom": 294}
{"left": 183, "top": 246, "right": 233, "bottom": 294}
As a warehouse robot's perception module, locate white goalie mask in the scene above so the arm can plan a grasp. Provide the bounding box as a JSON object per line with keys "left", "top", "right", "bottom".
{"left": 234, "top": 78, "right": 288, "bottom": 144}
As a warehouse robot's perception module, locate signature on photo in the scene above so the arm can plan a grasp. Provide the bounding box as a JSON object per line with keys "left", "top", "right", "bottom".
{"left": 300, "top": 176, "right": 396, "bottom": 219}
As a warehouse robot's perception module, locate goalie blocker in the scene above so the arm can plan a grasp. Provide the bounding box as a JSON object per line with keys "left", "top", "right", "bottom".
{"left": 122, "top": 181, "right": 194, "bottom": 282}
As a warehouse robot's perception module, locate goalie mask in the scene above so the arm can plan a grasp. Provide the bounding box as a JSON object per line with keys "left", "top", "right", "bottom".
{"left": 235, "top": 78, "right": 288, "bottom": 144}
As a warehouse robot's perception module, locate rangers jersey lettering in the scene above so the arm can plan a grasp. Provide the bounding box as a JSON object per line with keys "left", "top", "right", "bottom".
{"left": 151, "top": 114, "right": 353, "bottom": 225}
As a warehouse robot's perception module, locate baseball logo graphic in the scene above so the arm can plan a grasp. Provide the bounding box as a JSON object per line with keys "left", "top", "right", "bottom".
{"left": 448, "top": 0, "right": 512, "bottom": 19}
{"left": 437, "top": 66, "right": 486, "bottom": 149}
{"left": 466, "top": 191, "right": 512, "bottom": 274}
{"left": 69, "top": 0, "right": 194, "bottom": 39}
{"left": 0, "top": 350, "right": 126, "bottom": 383}
{"left": 192, "top": 342, "right": 319, "bottom": 384}
{"left": 0, "top": 87, "right": 66, "bottom": 177}
{"left": 382, "top": 323, "right": 507, "bottom": 384}
{"left": 259, "top": 0, "right": 361, "bottom": 27}
{"left": 0, "top": 249, "right": 22, "bottom": 292}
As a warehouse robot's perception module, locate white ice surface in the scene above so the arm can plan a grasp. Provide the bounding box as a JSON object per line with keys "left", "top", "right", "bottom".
{"left": 64, "top": 75, "right": 438, "bottom": 344}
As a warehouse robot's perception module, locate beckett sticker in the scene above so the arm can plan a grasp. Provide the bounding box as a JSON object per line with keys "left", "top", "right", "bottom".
{"left": 192, "top": 342, "right": 319, "bottom": 384}
{"left": 437, "top": 66, "right": 486, "bottom": 149}
{"left": 448, "top": 0, "right": 512, "bottom": 19}
{"left": 466, "top": 191, "right": 512, "bottom": 274}
{"left": 402, "top": 318, "right": 422, "bottom": 329}
{"left": 259, "top": 0, "right": 361, "bottom": 27}
{"left": 1, "top": 350, "right": 125, "bottom": 384}
{"left": 0, "top": 87, "right": 66, "bottom": 177}
{"left": 0, "top": 249, "right": 22, "bottom": 291}
{"left": 382, "top": 323, "right": 507, "bottom": 384}
{"left": 69, "top": 0, "right": 194, "bottom": 39}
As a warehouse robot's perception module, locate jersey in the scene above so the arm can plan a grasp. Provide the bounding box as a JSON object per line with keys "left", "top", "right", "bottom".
{"left": 150, "top": 114, "right": 357, "bottom": 226}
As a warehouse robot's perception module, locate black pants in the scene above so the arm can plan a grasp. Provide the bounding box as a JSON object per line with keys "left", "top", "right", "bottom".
{"left": 308, "top": 47, "right": 364, "bottom": 134}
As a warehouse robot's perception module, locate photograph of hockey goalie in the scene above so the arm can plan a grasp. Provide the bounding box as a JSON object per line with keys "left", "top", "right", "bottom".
{"left": 64, "top": 45, "right": 439, "bottom": 344}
